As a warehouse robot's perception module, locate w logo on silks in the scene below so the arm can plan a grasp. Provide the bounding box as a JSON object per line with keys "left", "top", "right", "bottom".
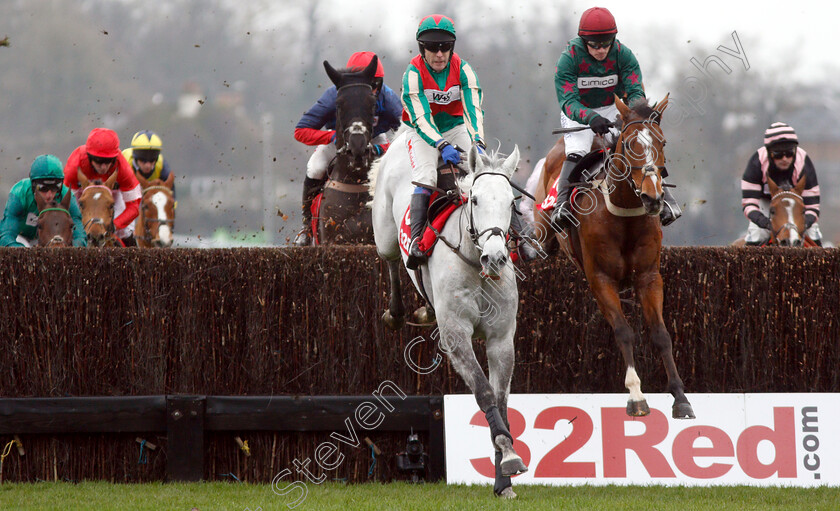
{"left": 425, "top": 85, "right": 461, "bottom": 105}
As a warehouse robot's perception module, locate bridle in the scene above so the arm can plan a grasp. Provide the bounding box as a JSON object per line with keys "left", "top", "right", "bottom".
{"left": 329, "top": 82, "right": 375, "bottom": 191}
{"left": 37, "top": 207, "right": 72, "bottom": 246}
{"left": 770, "top": 189, "right": 805, "bottom": 242}
{"left": 465, "top": 171, "right": 513, "bottom": 251}
{"left": 80, "top": 184, "right": 116, "bottom": 240}
{"left": 609, "top": 118, "right": 667, "bottom": 198}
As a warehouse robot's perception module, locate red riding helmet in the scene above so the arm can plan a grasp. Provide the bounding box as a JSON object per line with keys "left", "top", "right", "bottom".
{"left": 85, "top": 128, "right": 121, "bottom": 158}
{"left": 346, "top": 51, "right": 384, "bottom": 78}
{"left": 578, "top": 7, "right": 618, "bottom": 41}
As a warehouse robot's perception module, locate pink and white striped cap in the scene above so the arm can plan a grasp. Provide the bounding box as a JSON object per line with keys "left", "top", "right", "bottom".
{"left": 763, "top": 122, "right": 798, "bottom": 148}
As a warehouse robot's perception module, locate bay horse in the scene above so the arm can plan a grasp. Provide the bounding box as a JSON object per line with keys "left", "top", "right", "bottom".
{"left": 34, "top": 191, "right": 74, "bottom": 247}
{"left": 315, "top": 57, "right": 378, "bottom": 244}
{"left": 536, "top": 94, "right": 695, "bottom": 420}
{"left": 134, "top": 172, "right": 175, "bottom": 248}
{"left": 371, "top": 138, "right": 528, "bottom": 498}
{"left": 76, "top": 170, "right": 121, "bottom": 247}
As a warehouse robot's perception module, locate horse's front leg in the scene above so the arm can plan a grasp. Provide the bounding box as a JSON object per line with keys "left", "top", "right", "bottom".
{"left": 588, "top": 274, "right": 650, "bottom": 416}
{"left": 486, "top": 327, "right": 526, "bottom": 498}
{"left": 635, "top": 271, "right": 695, "bottom": 419}
{"left": 439, "top": 319, "right": 526, "bottom": 481}
{"left": 380, "top": 259, "right": 405, "bottom": 330}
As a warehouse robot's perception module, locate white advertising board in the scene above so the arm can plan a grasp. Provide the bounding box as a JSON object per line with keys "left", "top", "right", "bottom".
{"left": 444, "top": 393, "right": 837, "bottom": 486}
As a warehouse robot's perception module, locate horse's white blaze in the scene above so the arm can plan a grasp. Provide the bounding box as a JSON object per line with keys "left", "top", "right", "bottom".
{"left": 625, "top": 366, "right": 644, "bottom": 402}
{"left": 782, "top": 198, "right": 800, "bottom": 243}
{"left": 151, "top": 191, "right": 172, "bottom": 243}
{"left": 93, "top": 192, "right": 102, "bottom": 200}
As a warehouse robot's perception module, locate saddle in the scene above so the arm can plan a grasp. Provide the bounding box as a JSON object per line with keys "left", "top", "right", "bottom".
{"left": 399, "top": 163, "right": 467, "bottom": 257}
{"left": 537, "top": 148, "right": 607, "bottom": 213}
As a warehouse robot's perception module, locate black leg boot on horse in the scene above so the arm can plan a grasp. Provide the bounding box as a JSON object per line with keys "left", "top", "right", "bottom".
{"left": 293, "top": 176, "right": 326, "bottom": 246}
{"left": 660, "top": 186, "right": 682, "bottom": 227}
{"left": 406, "top": 192, "right": 430, "bottom": 270}
{"left": 549, "top": 153, "right": 583, "bottom": 231}
{"left": 509, "top": 208, "right": 541, "bottom": 262}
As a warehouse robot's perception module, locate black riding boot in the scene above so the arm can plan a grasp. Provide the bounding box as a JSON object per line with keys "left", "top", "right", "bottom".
{"left": 120, "top": 235, "right": 137, "bottom": 247}
{"left": 549, "top": 155, "right": 581, "bottom": 230}
{"left": 660, "top": 186, "right": 682, "bottom": 227}
{"left": 509, "top": 208, "right": 540, "bottom": 262}
{"left": 406, "top": 193, "right": 430, "bottom": 270}
{"left": 293, "top": 176, "right": 326, "bottom": 246}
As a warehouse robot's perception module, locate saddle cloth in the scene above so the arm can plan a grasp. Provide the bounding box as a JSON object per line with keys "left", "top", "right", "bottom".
{"left": 399, "top": 192, "right": 465, "bottom": 257}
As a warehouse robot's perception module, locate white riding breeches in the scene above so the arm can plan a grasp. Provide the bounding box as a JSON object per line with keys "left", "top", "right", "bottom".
{"left": 113, "top": 190, "right": 136, "bottom": 239}
{"left": 561, "top": 104, "right": 620, "bottom": 156}
{"left": 407, "top": 124, "right": 471, "bottom": 187}
{"left": 744, "top": 198, "right": 822, "bottom": 243}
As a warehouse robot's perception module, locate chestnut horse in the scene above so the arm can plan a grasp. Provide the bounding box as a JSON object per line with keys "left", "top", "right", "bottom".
{"left": 315, "top": 57, "right": 378, "bottom": 244}
{"left": 768, "top": 175, "right": 811, "bottom": 247}
{"left": 76, "top": 170, "right": 121, "bottom": 247}
{"left": 134, "top": 172, "right": 175, "bottom": 248}
{"left": 536, "top": 94, "right": 695, "bottom": 419}
{"left": 35, "top": 191, "right": 74, "bottom": 247}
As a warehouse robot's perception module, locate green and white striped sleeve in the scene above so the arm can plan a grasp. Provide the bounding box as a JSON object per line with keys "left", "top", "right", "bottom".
{"left": 401, "top": 64, "right": 443, "bottom": 147}
{"left": 459, "top": 60, "right": 484, "bottom": 145}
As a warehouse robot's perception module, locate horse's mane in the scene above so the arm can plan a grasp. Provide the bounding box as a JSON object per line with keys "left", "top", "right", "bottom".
{"left": 457, "top": 150, "right": 509, "bottom": 194}
{"left": 629, "top": 97, "right": 659, "bottom": 122}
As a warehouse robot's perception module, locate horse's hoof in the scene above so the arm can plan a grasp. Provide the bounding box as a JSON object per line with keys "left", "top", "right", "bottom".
{"left": 381, "top": 310, "right": 404, "bottom": 330}
{"left": 626, "top": 400, "right": 650, "bottom": 416}
{"left": 673, "top": 402, "right": 696, "bottom": 419}
{"left": 412, "top": 306, "right": 436, "bottom": 325}
{"left": 494, "top": 487, "right": 517, "bottom": 499}
{"left": 500, "top": 455, "right": 528, "bottom": 477}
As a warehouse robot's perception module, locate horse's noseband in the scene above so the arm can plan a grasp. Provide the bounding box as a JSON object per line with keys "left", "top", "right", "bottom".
{"left": 466, "top": 172, "right": 511, "bottom": 249}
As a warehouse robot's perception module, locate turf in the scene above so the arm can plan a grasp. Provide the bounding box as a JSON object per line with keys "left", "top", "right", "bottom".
{"left": 1, "top": 481, "right": 837, "bottom": 511}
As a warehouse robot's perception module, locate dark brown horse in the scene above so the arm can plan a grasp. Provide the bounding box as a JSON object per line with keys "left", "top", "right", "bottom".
{"left": 315, "top": 57, "right": 378, "bottom": 244}
{"left": 35, "top": 191, "right": 73, "bottom": 247}
{"left": 537, "top": 94, "right": 695, "bottom": 419}
{"left": 134, "top": 172, "right": 175, "bottom": 248}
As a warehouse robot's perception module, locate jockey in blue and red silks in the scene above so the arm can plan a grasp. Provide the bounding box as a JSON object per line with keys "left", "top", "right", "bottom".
{"left": 292, "top": 51, "right": 403, "bottom": 246}
{"left": 741, "top": 122, "right": 822, "bottom": 246}
{"left": 550, "top": 6, "right": 681, "bottom": 230}
{"left": 401, "top": 13, "right": 538, "bottom": 269}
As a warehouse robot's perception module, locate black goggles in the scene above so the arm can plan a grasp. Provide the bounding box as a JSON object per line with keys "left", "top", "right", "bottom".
{"left": 770, "top": 149, "right": 795, "bottom": 159}
{"left": 134, "top": 150, "right": 160, "bottom": 163}
{"left": 34, "top": 180, "right": 62, "bottom": 192}
{"left": 423, "top": 41, "right": 454, "bottom": 53}
{"left": 585, "top": 39, "right": 614, "bottom": 49}
{"left": 89, "top": 154, "right": 116, "bottom": 166}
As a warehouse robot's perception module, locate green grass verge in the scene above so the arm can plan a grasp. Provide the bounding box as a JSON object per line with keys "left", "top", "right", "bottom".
{"left": 1, "top": 481, "right": 837, "bottom": 511}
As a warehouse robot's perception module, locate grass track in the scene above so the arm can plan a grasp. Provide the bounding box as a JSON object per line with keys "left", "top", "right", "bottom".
{"left": 1, "top": 481, "right": 838, "bottom": 510}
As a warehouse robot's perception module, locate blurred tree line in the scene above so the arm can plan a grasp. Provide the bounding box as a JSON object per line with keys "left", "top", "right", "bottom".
{"left": 1, "top": 0, "right": 837, "bottom": 245}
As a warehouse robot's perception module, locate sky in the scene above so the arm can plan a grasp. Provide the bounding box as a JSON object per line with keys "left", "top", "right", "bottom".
{"left": 287, "top": 0, "right": 838, "bottom": 87}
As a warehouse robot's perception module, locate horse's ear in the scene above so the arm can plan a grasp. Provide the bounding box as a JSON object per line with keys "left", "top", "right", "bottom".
{"left": 362, "top": 55, "right": 378, "bottom": 82}
{"left": 467, "top": 144, "right": 482, "bottom": 174}
{"left": 34, "top": 189, "right": 47, "bottom": 212}
{"left": 135, "top": 170, "right": 150, "bottom": 190}
{"left": 324, "top": 60, "right": 342, "bottom": 88}
{"left": 77, "top": 170, "right": 90, "bottom": 189}
{"left": 164, "top": 171, "right": 175, "bottom": 189}
{"left": 104, "top": 169, "right": 119, "bottom": 189}
{"left": 502, "top": 145, "right": 520, "bottom": 180}
{"left": 794, "top": 173, "right": 807, "bottom": 195}
{"left": 614, "top": 94, "right": 631, "bottom": 120}
{"left": 60, "top": 189, "right": 72, "bottom": 210}
{"left": 653, "top": 93, "right": 670, "bottom": 118}
{"left": 767, "top": 176, "right": 779, "bottom": 196}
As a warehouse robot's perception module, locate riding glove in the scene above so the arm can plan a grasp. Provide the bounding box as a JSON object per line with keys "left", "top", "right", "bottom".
{"left": 476, "top": 140, "right": 486, "bottom": 155}
{"left": 329, "top": 131, "right": 337, "bottom": 143}
{"left": 371, "top": 144, "right": 385, "bottom": 156}
{"left": 437, "top": 140, "right": 461, "bottom": 165}
{"left": 806, "top": 214, "right": 817, "bottom": 229}
{"left": 589, "top": 115, "right": 613, "bottom": 135}
{"left": 748, "top": 210, "right": 772, "bottom": 230}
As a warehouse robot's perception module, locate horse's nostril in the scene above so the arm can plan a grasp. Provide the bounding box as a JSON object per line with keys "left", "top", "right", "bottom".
{"left": 480, "top": 255, "right": 489, "bottom": 267}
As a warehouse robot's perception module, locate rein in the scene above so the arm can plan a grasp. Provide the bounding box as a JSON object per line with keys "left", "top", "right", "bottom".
{"left": 603, "top": 118, "right": 666, "bottom": 212}
{"left": 769, "top": 189, "right": 805, "bottom": 241}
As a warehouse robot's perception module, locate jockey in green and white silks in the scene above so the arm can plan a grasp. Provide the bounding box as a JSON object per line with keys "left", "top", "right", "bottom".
{"left": 551, "top": 7, "right": 681, "bottom": 229}
{"left": 401, "top": 14, "right": 539, "bottom": 268}
{"left": 0, "top": 154, "right": 86, "bottom": 247}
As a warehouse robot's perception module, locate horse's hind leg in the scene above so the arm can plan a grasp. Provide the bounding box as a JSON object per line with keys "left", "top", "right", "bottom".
{"left": 636, "top": 273, "right": 695, "bottom": 419}
{"left": 589, "top": 276, "right": 650, "bottom": 416}
{"left": 381, "top": 259, "right": 405, "bottom": 330}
